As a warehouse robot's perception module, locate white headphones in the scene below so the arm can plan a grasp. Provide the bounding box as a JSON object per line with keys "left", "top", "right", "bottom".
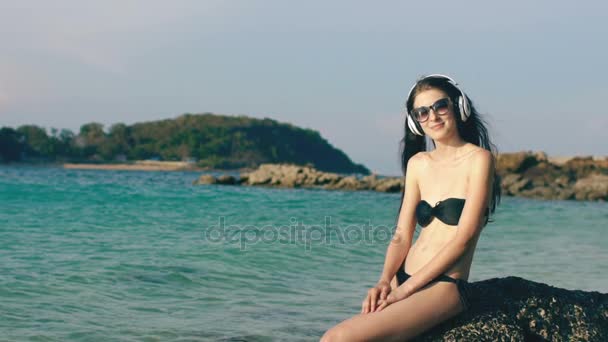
{"left": 405, "top": 74, "right": 471, "bottom": 136}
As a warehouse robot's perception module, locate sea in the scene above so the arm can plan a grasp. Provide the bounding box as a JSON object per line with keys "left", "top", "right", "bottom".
{"left": 1, "top": 165, "right": 606, "bottom": 341}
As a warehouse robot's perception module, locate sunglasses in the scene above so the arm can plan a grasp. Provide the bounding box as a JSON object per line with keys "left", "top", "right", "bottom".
{"left": 411, "top": 98, "right": 451, "bottom": 123}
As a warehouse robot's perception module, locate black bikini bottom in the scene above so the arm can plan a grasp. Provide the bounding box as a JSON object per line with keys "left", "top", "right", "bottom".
{"left": 396, "top": 267, "right": 471, "bottom": 311}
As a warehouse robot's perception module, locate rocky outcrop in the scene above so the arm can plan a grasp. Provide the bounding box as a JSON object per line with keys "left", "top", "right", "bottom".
{"left": 498, "top": 152, "right": 607, "bottom": 201}
{"left": 415, "top": 277, "right": 607, "bottom": 341}
{"left": 193, "top": 163, "right": 404, "bottom": 193}
{"left": 192, "top": 174, "right": 217, "bottom": 185}
{"left": 241, "top": 163, "right": 404, "bottom": 192}
{"left": 497, "top": 151, "right": 546, "bottom": 173}
{"left": 194, "top": 152, "right": 608, "bottom": 201}
{"left": 573, "top": 174, "right": 608, "bottom": 201}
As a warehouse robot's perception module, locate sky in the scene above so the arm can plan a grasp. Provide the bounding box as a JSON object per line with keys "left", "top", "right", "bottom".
{"left": 1, "top": 0, "right": 607, "bottom": 176}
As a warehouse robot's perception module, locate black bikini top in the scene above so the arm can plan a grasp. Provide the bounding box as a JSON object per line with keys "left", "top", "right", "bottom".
{"left": 415, "top": 198, "right": 489, "bottom": 227}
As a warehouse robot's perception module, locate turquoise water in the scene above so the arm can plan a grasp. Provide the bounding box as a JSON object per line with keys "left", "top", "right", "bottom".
{"left": 1, "top": 166, "right": 607, "bottom": 341}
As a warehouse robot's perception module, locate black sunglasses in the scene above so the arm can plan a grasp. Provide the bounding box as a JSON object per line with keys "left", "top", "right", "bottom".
{"left": 411, "top": 98, "right": 451, "bottom": 123}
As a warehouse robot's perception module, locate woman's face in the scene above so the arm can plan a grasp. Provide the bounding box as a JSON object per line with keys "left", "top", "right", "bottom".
{"left": 412, "top": 88, "right": 458, "bottom": 141}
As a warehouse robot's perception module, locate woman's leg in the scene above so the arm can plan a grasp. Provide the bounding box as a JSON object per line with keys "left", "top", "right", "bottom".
{"left": 320, "top": 281, "right": 464, "bottom": 342}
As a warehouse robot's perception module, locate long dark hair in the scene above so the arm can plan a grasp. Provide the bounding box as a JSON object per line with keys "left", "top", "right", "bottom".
{"left": 396, "top": 76, "right": 501, "bottom": 229}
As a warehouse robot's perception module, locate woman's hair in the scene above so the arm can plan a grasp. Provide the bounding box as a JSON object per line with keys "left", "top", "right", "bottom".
{"left": 395, "top": 76, "right": 501, "bottom": 229}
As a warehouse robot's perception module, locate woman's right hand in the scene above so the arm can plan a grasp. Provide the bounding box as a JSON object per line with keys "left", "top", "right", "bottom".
{"left": 361, "top": 279, "right": 392, "bottom": 314}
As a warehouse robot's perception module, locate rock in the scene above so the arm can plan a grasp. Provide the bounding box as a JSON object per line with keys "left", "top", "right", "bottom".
{"left": 325, "top": 175, "right": 365, "bottom": 191}
{"left": 496, "top": 152, "right": 541, "bottom": 175}
{"left": 315, "top": 172, "right": 343, "bottom": 186}
{"left": 238, "top": 173, "right": 249, "bottom": 184}
{"left": 521, "top": 161, "right": 564, "bottom": 187}
{"left": 573, "top": 174, "right": 608, "bottom": 201}
{"left": 246, "top": 165, "right": 273, "bottom": 185}
{"left": 192, "top": 174, "right": 217, "bottom": 185}
{"left": 415, "top": 277, "right": 608, "bottom": 341}
{"left": 216, "top": 174, "right": 237, "bottom": 185}
{"left": 500, "top": 174, "right": 522, "bottom": 191}
{"left": 192, "top": 155, "right": 608, "bottom": 201}
{"left": 554, "top": 176, "right": 570, "bottom": 188}
{"left": 244, "top": 163, "right": 345, "bottom": 189}
{"left": 416, "top": 312, "right": 525, "bottom": 341}
{"left": 565, "top": 157, "right": 608, "bottom": 179}
{"left": 507, "top": 177, "right": 533, "bottom": 196}
{"left": 532, "top": 151, "right": 548, "bottom": 163}
{"left": 511, "top": 162, "right": 572, "bottom": 200}
{"left": 361, "top": 174, "right": 379, "bottom": 187}
{"left": 374, "top": 178, "right": 403, "bottom": 193}
{"left": 555, "top": 188, "right": 575, "bottom": 200}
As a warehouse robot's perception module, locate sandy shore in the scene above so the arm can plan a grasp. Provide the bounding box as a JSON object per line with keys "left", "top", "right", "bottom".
{"left": 62, "top": 161, "right": 203, "bottom": 171}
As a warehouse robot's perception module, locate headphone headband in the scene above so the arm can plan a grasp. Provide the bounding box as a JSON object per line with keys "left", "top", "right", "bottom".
{"left": 405, "top": 74, "right": 471, "bottom": 136}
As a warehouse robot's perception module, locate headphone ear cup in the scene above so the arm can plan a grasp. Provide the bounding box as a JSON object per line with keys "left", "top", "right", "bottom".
{"left": 458, "top": 95, "right": 470, "bottom": 121}
{"left": 407, "top": 114, "right": 424, "bottom": 136}
{"left": 457, "top": 96, "right": 465, "bottom": 121}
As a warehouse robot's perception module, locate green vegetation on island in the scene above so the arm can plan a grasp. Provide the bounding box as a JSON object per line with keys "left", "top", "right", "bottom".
{"left": 0, "top": 113, "right": 370, "bottom": 174}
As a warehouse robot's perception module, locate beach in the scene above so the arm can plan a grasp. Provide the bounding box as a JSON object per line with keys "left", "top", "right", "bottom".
{"left": 62, "top": 160, "right": 203, "bottom": 172}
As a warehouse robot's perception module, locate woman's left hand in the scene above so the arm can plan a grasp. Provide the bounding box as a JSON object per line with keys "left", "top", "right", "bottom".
{"left": 374, "top": 283, "right": 413, "bottom": 312}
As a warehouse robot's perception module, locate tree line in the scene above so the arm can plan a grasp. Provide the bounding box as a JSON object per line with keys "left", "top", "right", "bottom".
{"left": 0, "top": 113, "right": 369, "bottom": 174}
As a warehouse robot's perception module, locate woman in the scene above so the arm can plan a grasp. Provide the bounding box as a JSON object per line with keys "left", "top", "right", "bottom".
{"left": 321, "top": 74, "right": 501, "bottom": 341}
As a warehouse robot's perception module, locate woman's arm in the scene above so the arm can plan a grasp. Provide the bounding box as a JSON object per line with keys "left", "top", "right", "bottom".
{"left": 378, "top": 154, "right": 421, "bottom": 283}
{"left": 400, "top": 150, "right": 493, "bottom": 296}
{"left": 361, "top": 154, "right": 421, "bottom": 313}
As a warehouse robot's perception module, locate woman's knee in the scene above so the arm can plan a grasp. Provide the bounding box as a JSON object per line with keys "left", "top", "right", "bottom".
{"left": 320, "top": 324, "right": 356, "bottom": 342}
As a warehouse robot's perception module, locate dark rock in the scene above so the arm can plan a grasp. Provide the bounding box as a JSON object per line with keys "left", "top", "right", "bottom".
{"left": 415, "top": 277, "right": 608, "bottom": 341}
{"left": 416, "top": 312, "right": 525, "bottom": 341}
{"left": 374, "top": 178, "right": 403, "bottom": 193}
{"left": 216, "top": 175, "right": 237, "bottom": 185}
{"left": 238, "top": 173, "right": 249, "bottom": 184}
{"left": 497, "top": 152, "right": 542, "bottom": 175}
{"left": 501, "top": 174, "right": 533, "bottom": 196}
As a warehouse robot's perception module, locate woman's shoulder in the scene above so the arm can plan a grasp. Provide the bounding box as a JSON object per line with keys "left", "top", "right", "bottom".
{"left": 460, "top": 144, "right": 491, "bottom": 163}
{"left": 468, "top": 147, "right": 493, "bottom": 174}
{"left": 403, "top": 152, "right": 429, "bottom": 179}
{"left": 469, "top": 146, "right": 492, "bottom": 162}
{"left": 409, "top": 151, "right": 429, "bottom": 168}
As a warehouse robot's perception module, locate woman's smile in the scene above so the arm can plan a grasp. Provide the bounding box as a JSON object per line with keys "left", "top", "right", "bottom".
{"left": 429, "top": 122, "right": 444, "bottom": 130}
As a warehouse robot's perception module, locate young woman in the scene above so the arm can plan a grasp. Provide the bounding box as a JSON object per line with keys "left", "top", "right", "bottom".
{"left": 321, "top": 74, "right": 501, "bottom": 341}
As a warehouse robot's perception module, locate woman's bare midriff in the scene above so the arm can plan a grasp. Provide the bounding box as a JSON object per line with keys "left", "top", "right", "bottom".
{"left": 404, "top": 222, "right": 480, "bottom": 281}
{"left": 402, "top": 146, "right": 486, "bottom": 281}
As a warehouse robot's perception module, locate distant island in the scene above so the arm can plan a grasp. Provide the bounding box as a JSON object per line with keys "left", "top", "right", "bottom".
{"left": 0, "top": 113, "right": 369, "bottom": 175}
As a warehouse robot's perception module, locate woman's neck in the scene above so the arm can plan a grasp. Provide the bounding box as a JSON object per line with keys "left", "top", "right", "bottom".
{"left": 430, "top": 136, "right": 469, "bottom": 160}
